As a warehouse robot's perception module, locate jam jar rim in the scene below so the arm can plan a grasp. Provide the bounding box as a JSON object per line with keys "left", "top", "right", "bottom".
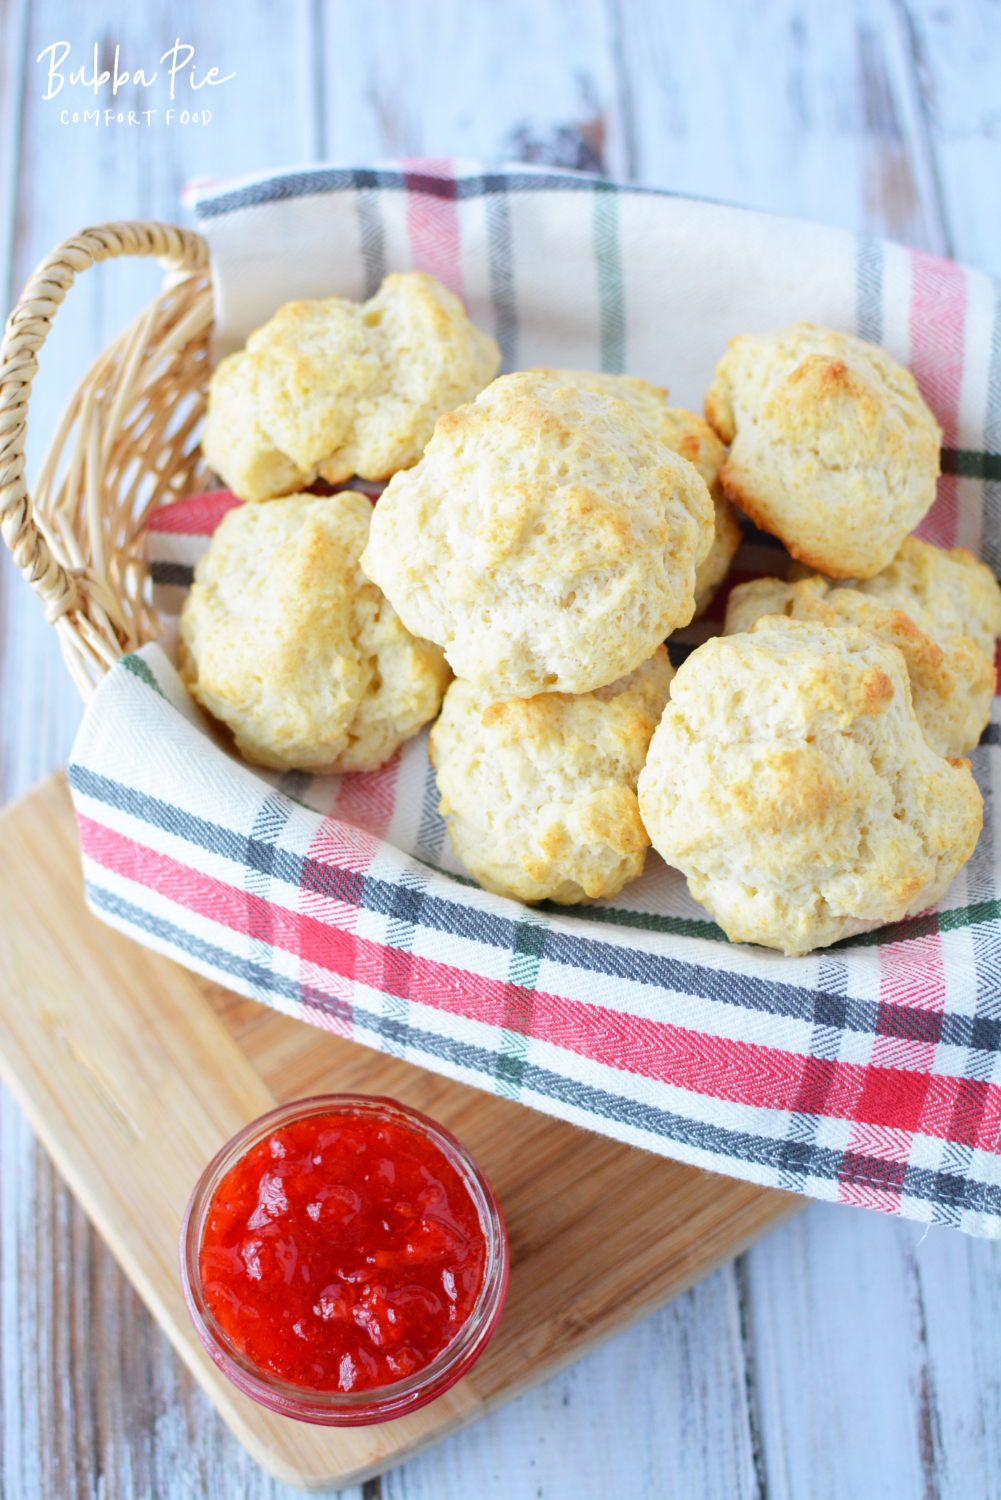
{"left": 179, "top": 1092, "right": 510, "bottom": 1425}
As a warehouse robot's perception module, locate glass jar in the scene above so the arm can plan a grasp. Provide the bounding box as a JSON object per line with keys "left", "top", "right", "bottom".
{"left": 180, "top": 1093, "right": 509, "bottom": 1425}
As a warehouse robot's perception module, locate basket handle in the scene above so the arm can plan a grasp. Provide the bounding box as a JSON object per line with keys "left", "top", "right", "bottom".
{"left": 0, "top": 220, "right": 209, "bottom": 624}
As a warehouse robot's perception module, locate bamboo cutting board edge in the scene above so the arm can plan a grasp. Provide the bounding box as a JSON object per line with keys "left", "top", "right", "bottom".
{"left": 0, "top": 773, "right": 800, "bottom": 1491}
{"left": 0, "top": 774, "right": 486, "bottom": 1488}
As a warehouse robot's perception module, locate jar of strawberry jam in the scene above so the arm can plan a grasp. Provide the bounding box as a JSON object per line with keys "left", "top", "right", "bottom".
{"left": 180, "top": 1095, "right": 509, "bottom": 1424}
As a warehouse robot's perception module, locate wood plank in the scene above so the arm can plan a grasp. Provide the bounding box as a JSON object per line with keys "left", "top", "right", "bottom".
{"left": 0, "top": 772, "right": 799, "bottom": 1489}
{"left": 386, "top": 1260, "right": 763, "bottom": 1497}
{"left": 742, "top": 1206, "right": 953, "bottom": 1499}
{"left": 0, "top": 0, "right": 30, "bottom": 315}
{"left": 12, "top": 0, "right": 320, "bottom": 499}
{"left": 908, "top": 1204, "right": 1001, "bottom": 1499}
{"left": 320, "top": 0, "right": 629, "bottom": 176}
{"left": 0, "top": 0, "right": 83, "bottom": 808}
{"left": 611, "top": 0, "right": 951, "bottom": 249}
{"left": 902, "top": 0, "right": 1001, "bottom": 277}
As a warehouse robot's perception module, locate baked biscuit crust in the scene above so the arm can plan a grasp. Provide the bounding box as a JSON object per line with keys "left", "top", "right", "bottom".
{"left": 704, "top": 324, "right": 942, "bottom": 579}
{"left": 637, "top": 617, "right": 982, "bottom": 956}
{"left": 850, "top": 535, "right": 1001, "bottom": 658}
{"left": 429, "top": 648, "right": 675, "bottom": 904}
{"left": 361, "top": 371, "right": 714, "bottom": 697}
{"left": 199, "top": 351, "right": 315, "bottom": 502}
{"left": 180, "top": 492, "right": 450, "bottom": 773}
{"left": 658, "top": 406, "right": 742, "bottom": 617}
{"left": 727, "top": 537, "right": 1001, "bottom": 757}
{"left": 531, "top": 369, "right": 681, "bottom": 442}
{"left": 532, "top": 374, "right": 741, "bottom": 618}
{"left": 201, "top": 272, "right": 501, "bottom": 501}
{"left": 528, "top": 371, "right": 723, "bottom": 495}
{"left": 724, "top": 575, "right": 993, "bottom": 759}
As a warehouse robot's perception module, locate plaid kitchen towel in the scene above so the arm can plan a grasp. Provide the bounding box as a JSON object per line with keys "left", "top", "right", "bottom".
{"left": 70, "top": 162, "right": 1001, "bottom": 1236}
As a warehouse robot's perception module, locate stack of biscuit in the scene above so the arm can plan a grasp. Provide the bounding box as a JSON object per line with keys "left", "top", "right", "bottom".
{"left": 639, "top": 325, "right": 998, "bottom": 954}
{"left": 182, "top": 272, "right": 502, "bottom": 774}
{"left": 180, "top": 281, "right": 1001, "bottom": 955}
{"left": 361, "top": 368, "right": 717, "bottom": 902}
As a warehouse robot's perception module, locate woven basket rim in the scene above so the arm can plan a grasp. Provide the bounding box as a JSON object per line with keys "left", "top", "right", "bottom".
{"left": 0, "top": 219, "right": 212, "bottom": 700}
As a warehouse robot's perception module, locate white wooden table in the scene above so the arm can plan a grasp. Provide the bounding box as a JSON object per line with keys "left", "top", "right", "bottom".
{"left": 2, "top": 2, "right": 1000, "bottom": 1495}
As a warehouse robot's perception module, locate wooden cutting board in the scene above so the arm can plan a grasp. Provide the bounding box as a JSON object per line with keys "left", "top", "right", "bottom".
{"left": 0, "top": 773, "right": 801, "bottom": 1491}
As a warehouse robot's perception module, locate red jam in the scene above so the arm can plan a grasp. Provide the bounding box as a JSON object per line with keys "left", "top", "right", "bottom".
{"left": 197, "top": 1111, "right": 487, "bottom": 1393}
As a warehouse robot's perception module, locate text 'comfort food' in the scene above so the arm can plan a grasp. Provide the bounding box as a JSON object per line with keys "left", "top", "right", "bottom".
{"left": 361, "top": 370, "right": 714, "bottom": 697}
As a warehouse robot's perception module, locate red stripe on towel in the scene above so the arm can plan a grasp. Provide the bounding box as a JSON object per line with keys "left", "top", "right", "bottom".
{"left": 77, "top": 814, "right": 1001, "bottom": 1153}
{"left": 403, "top": 158, "right": 464, "bottom": 299}
{"left": 147, "top": 490, "right": 242, "bottom": 535}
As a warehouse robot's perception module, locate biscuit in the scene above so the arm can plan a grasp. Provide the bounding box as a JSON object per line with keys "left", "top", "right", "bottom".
{"left": 534, "top": 376, "right": 741, "bottom": 619}
{"left": 726, "top": 537, "right": 1001, "bottom": 756}
{"left": 361, "top": 371, "right": 714, "bottom": 697}
{"left": 850, "top": 535, "right": 1001, "bottom": 658}
{"left": 658, "top": 407, "right": 742, "bottom": 617}
{"left": 201, "top": 272, "right": 501, "bottom": 500}
{"left": 180, "top": 492, "right": 450, "bottom": 773}
{"left": 429, "top": 648, "right": 675, "bottom": 903}
{"left": 692, "top": 493, "right": 744, "bottom": 618}
{"left": 637, "top": 616, "right": 982, "bottom": 956}
{"left": 704, "top": 324, "right": 942, "bottom": 578}
{"left": 532, "top": 369, "right": 677, "bottom": 440}
{"left": 199, "top": 351, "right": 315, "bottom": 502}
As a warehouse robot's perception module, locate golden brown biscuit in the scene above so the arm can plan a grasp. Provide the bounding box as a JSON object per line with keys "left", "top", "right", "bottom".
{"left": 723, "top": 576, "right": 991, "bottom": 758}
{"left": 851, "top": 536, "right": 1001, "bottom": 658}
{"left": 726, "top": 537, "right": 1001, "bottom": 756}
{"left": 704, "top": 324, "right": 941, "bottom": 578}
{"left": 199, "top": 351, "right": 315, "bottom": 502}
{"left": 201, "top": 272, "right": 501, "bottom": 500}
{"left": 361, "top": 371, "right": 714, "bottom": 697}
{"left": 658, "top": 407, "right": 742, "bottom": 617}
{"left": 637, "top": 616, "right": 982, "bottom": 956}
{"left": 248, "top": 298, "right": 380, "bottom": 478}
{"left": 692, "top": 493, "right": 744, "bottom": 618}
{"left": 532, "top": 374, "right": 742, "bottom": 618}
{"left": 180, "top": 492, "right": 450, "bottom": 773}
{"left": 429, "top": 648, "right": 675, "bottom": 903}
{"left": 532, "top": 369, "right": 676, "bottom": 438}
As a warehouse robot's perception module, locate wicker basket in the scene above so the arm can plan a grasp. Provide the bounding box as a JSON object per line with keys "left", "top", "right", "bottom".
{"left": 0, "top": 221, "right": 213, "bottom": 701}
